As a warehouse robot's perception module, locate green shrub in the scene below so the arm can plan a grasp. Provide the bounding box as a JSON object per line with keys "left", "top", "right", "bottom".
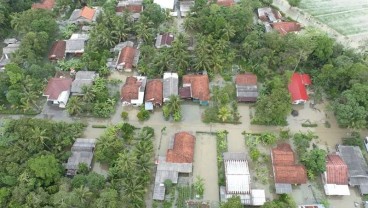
{"left": 121, "top": 111, "right": 128, "bottom": 120}
{"left": 137, "top": 108, "right": 150, "bottom": 121}
{"left": 92, "top": 124, "right": 107, "bottom": 128}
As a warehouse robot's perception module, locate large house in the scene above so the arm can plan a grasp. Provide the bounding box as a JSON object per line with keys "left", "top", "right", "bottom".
{"left": 65, "top": 138, "right": 97, "bottom": 176}
{"left": 337, "top": 145, "right": 368, "bottom": 194}
{"left": 43, "top": 77, "right": 73, "bottom": 108}
{"left": 155, "top": 33, "right": 174, "bottom": 48}
{"left": 32, "top": 0, "right": 55, "bottom": 10}
{"left": 145, "top": 79, "right": 163, "bottom": 110}
{"left": 120, "top": 76, "right": 146, "bottom": 106}
{"left": 220, "top": 152, "right": 266, "bottom": 206}
{"left": 288, "top": 72, "right": 311, "bottom": 104}
{"left": 153, "top": 132, "right": 195, "bottom": 201}
{"left": 48, "top": 40, "right": 66, "bottom": 61}
{"left": 116, "top": 0, "right": 143, "bottom": 20}
{"left": 71, "top": 71, "right": 98, "bottom": 96}
{"left": 271, "top": 22, "right": 301, "bottom": 35}
{"left": 322, "top": 154, "right": 350, "bottom": 196}
{"left": 116, "top": 41, "right": 139, "bottom": 72}
{"left": 65, "top": 33, "right": 89, "bottom": 57}
{"left": 235, "top": 73, "right": 258, "bottom": 102}
{"left": 69, "top": 6, "right": 100, "bottom": 24}
{"left": 163, "top": 72, "right": 179, "bottom": 102}
{"left": 180, "top": 74, "right": 210, "bottom": 105}
{"left": 271, "top": 143, "right": 307, "bottom": 194}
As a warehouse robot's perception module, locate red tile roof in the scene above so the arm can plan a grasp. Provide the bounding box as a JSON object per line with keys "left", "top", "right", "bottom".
{"left": 117, "top": 47, "right": 136, "bottom": 69}
{"left": 116, "top": 5, "right": 143, "bottom": 13}
{"left": 145, "top": 79, "right": 163, "bottom": 106}
{"left": 272, "top": 143, "right": 307, "bottom": 184}
{"left": 166, "top": 132, "right": 195, "bottom": 163}
{"left": 182, "top": 74, "right": 210, "bottom": 101}
{"left": 212, "top": 0, "right": 235, "bottom": 6}
{"left": 326, "top": 154, "right": 348, "bottom": 185}
{"left": 159, "top": 33, "right": 174, "bottom": 46}
{"left": 121, "top": 77, "right": 140, "bottom": 102}
{"left": 44, "top": 78, "right": 72, "bottom": 100}
{"left": 271, "top": 22, "right": 301, "bottom": 35}
{"left": 48, "top": 40, "right": 66, "bottom": 60}
{"left": 273, "top": 165, "right": 307, "bottom": 184}
{"left": 235, "top": 73, "right": 257, "bottom": 85}
{"left": 179, "top": 86, "right": 191, "bottom": 99}
{"left": 272, "top": 143, "right": 295, "bottom": 166}
{"left": 80, "top": 6, "right": 96, "bottom": 20}
{"left": 32, "top": 0, "right": 55, "bottom": 10}
{"left": 288, "top": 73, "right": 309, "bottom": 103}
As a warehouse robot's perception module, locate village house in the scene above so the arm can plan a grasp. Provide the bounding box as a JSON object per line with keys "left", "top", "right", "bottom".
{"left": 179, "top": 74, "right": 210, "bottom": 105}
{"left": 337, "top": 145, "right": 368, "bottom": 194}
{"left": 116, "top": 0, "right": 143, "bottom": 20}
{"left": 43, "top": 77, "right": 73, "bottom": 108}
{"left": 154, "top": 0, "right": 175, "bottom": 11}
{"left": 48, "top": 40, "right": 66, "bottom": 61}
{"left": 120, "top": 76, "right": 146, "bottom": 106}
{"left": 145, "top": 79, "right": 163, "bottom": 110}
{"left": 32, "top": 0, "right": 55, "bottom": 10}
{"left": 179, "top": 1, "right": 194, "bottom": 17}
{"left": 271, "top": 143, "right": 307, "bottom": 194}
{"left": 65, "top": 33, "right": 89, "bottom": 57}
{"left": 155, "top": 33, "right": 174, "bottom": 48}
{"left": 153, "top": 132, "right": 195, "bottom": 201}
{"left": 69, "top": 6, "right": 101, "bottom": 24}
{"left": 235, "top": 73, "right": 259, "bottom": 102}
{"left": 163, "top": 72, "right": 179, "bottom": 102}
{"left": 322, "top": 154, "right": 350, "bottom": 196}
{"left": 220, "top": 152, "right": 266, "bottom": 206}
{"left": 288, "top": 72, "right": 311, "bottom": 104}
{"left": 65, "top": 138, "right": 97, "bottom": 176}
{"left": 71, "top": 71, "right": 98, "bottom": 96}
{"left": 257, "top": 7, "right": 282, "bottom": 23}
{"left": 271, "top": 22, "right": 302, "bottom": 35}
{"left": 115, "top": 41, "right": 139, "bottom": 72}
{"left": 211, "top": 0, "right": 235, "bottom": 7}
{"left": 0, "top": 39, "right": 20, "bottom": 70}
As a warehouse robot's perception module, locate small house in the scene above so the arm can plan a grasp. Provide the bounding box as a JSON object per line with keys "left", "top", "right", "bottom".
{"left": 257, "top": 7, "right": 282, "bottom": 23}
{"left": 69, "top": 6, "right": 100, "bottom": 24}
{"left": 271, "top": 22, "right": 301, "bottom": 35}
{"left": 220, "top": 152, "right": 266, "bottom": 205}
{"left": 65, "top": 33, "right": 89, "bottom": 57}
{"left": 235, "top": 73, "right": 258, "bottom": 102}
{"left": 322, "top": 154, "right": 350, "bottom": 196}
{"left": 65, "top": 138, "right": 96, "bottom": 176}
{"left": 145, "top": 79, "right": 163, "bottom": 110}
{"left": 337, "top": 145, "right": 368, "bottom": 194}
{"left": 116, "top": 41, "right": 139, "bottom": 72}
{"left": 0, "top": 39, "right": 20, "bottom": 70}
{"left": 116, "top": 1, "right": 143, "bottom": 20}
{"left": 120, "top": 76, "right": 146, "bottom": 106}
{"left": 179, "top": 1, "right": 194, "bottom": 17}
{"left": 211, "top": 0, "right": 235, "bottom": 7}
{"left": 48, "top": 40, "right": 66, "bottom": 61}
{"left": 154, "top": 0, "right": 175, "bottom": 10}
{"left": 180, "top": 74, "right": 210, "bottom": 105}
{"left": 166, "top": 132, "right": 196, "bottom": 163}
{"left": 163, "top": 72, "right": 179, "bottom": 102}
{"left": 32, "top": 0, "right": 55, "bottom": 10}
{"left": 288, "top": 72, "right": 311, "bottom": 104}
{"left": 71, "top": 71, "right": 98, "bottom": 96}
{"left": 43, "top": 77, "right": 73, "bottom": 108}
{"left": 271, "top": 143, "right": 307, "bottom": 194}
{"left": 155, "top": 33, "right": 174, "bottom": 48}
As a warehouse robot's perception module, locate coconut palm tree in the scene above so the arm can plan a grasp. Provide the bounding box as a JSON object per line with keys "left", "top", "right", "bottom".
{"left": 114, "top": 150, "right": 137, "bottom": 174}
{"left": 67, "top": 96, "right": 83, "bottom": 116}
{"left": 121, "top": 178, "right": 145, "bottom": 208}
{"left": 218, "top": 106, "right": 231, "bottom": 122}
{"left": 134, "top": 140, "right": 153, "bottom": 160}
{"left": 30, "top": 126, "right": 50, "bottom": 150}
{"left": 167, "top": 95, "right": 181, "bottom": 113}
{"left": 72, "top": 186, "right": 92, "bottom": 207}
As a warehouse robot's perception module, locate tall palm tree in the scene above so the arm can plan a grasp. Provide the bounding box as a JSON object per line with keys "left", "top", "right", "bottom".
{"left": 67, "top": 96, "right": 83, "bottom": 116}
{"left": 121, "top": 178, "right": 145, "bottom": 208}
{"left": 221, "top": 22, "right": 236, "bottom": 41}
{"left": 73, "top": 186, "right": 92, "bottom": 207}
{"left": 114, "top": 150, "right": 137, "bottom": 174}
{"left": 81, "top": 86, "right": 95, "bottom": 103}
{"left": 218, "top": 106, "right": 231, "bottom": 122}
{"left": 134, "top": 140, "right": 153, "bottom": 160}
{"left": 166, "top": 95, "right": 181, "bottom": 114}
{"left": 31, "top": 126, "right": 50, "bottom": 150}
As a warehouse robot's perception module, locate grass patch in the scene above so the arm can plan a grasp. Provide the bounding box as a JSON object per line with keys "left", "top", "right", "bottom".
{"left": 91, "top": 124, "right": 107, "bottom": 128}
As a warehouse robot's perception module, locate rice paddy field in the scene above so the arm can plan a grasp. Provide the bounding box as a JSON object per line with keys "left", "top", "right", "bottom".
{"left": 299, "top": 0, "right": 368, "bottom": 36}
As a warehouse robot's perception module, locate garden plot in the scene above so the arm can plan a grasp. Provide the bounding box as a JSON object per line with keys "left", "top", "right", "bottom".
{"left": 300, "top": 0, "right": 368, "bottom": 36}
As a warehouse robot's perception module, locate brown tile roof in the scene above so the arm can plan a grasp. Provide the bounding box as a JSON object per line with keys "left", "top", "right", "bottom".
{"left": 117, "top": 46, "right": 136, "bottom": 69}
{"left": 43, "top": 78, "right": 73, "bottom": 100}
{"left": 182, "top": 74, "right": 210, "bottom": 101}
{"left": 179, "top": 86, "right": 191, "bottom": 99}
{"left": 235, "top": 73, "right": 257, "bottom": 85}
{"left": 32, "top": 0, "right": 55, "bottom": 9}
{"left": 145, "top": 79, "right": 163, "bottom": 106}
{"left": 326, "top": 154, "right": 348, "bottom": 185}
{"left": 121, "top": 77, "right": 140, "bottom": 102}
{"left": 215, "top": 0, "right": 235, "bottom": 6}
{"left": 273, "top": 165, "right": 307, "bottom": 184}
{"left": 272, "top": 143, "right": 295, "bottom": 166}
{"left": 80, "top": 6, "right": 96, "bottom": 20}
{"left": 166, "top": 132, "right": 195, "bottom": 163}
{"left": 272, "top": 143, "right": 307, "bottom": 184}
{"left": 116, "top": 5, "right": 143, "bottom": 13}
{"left": 160, "top": 33, "right": 174, "bottom": 46}
{"left": 48, "top": 40, "right": 66, "bottom": 60}
{"left": 271, "top": 22, "right": 301, "bottom": 35}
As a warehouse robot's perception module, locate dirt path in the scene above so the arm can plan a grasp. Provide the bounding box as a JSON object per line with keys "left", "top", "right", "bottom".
{"left": 272, "top": 0, "right": 365, "bottom": 51}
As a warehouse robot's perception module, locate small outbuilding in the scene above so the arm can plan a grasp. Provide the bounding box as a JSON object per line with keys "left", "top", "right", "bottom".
{"left": 155, "top": 33, "right": 174, "bottom": 48}
{"left": 71, "top": 71, "right": 98, "bottom": 96}
{"left": 48, "top": 40, "right": 66, "bottom": 61}
{"left": 235, "top": 73, "right": 258, "bottom": 102}
{"left": 65, "top": 138, "right": 97, "bottom": 176}
{"left": 69, "top": 6, "right": 100, "bottom": 24}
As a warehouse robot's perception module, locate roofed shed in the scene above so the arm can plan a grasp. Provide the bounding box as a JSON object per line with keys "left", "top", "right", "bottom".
{"left": 65, "top": 138, "right": 96, "bottom": 176}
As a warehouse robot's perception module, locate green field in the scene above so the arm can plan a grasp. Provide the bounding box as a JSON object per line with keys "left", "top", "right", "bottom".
{"left": 300, "top": 0, "right": 368, "bottom": 35}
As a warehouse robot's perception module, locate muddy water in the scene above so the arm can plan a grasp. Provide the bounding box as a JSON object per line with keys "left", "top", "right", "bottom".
{"left": 193, "top": 133, "right": 219, "bottom": 202}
